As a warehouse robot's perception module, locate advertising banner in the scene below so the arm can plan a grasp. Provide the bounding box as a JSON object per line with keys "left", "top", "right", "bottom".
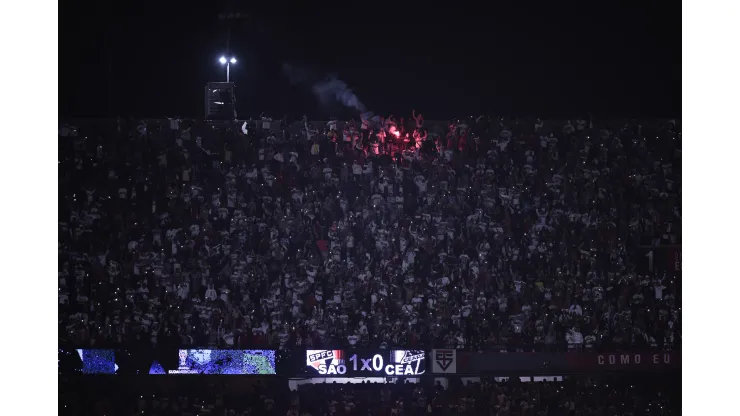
{"left": 457, "top": 351, "right": 570, "bottom": 374}
{"left": 303, "top": 349, "right": 426, "bottom": 377}
{"left": 431, "top": 349, "right": 457, "bottom": 374}
{"left": 59, "top": 348, "right": 679, "bottom": 377}
{"left": 565, "top": 352, "right": 680, "bottom": 372}
{"left": 451, "top": 351, "right": 680, "bottom": 375}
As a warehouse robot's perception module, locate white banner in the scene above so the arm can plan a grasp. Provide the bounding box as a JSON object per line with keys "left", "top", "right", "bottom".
{"left": 431, "top": 349, "right": 457, "bottom": 374}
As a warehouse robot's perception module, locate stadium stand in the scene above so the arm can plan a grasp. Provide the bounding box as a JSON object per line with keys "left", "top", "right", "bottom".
{"left": 58, "top": 115, "right": 681, "bottom": 352}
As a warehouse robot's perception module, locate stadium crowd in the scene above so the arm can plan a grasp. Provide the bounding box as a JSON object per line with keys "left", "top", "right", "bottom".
{"left": 58, "top": 114, "right": 681, "bottom": 351}
{"left": 60, "top": 374, "right": 680, "bottom": 415}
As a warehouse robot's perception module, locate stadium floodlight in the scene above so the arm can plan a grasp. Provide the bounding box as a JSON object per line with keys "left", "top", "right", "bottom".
{"left": 218, "top": 56, "right": 237, "bottom": 82}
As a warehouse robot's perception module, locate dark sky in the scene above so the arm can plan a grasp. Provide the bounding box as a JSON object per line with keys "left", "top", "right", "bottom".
{"left": 59, "top": 2, "right": 680, "bottom": 120}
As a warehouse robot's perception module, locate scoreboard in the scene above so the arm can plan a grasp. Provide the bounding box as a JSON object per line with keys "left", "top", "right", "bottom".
{"left": 305, "top": 350, "right": 426, "bottom": 376}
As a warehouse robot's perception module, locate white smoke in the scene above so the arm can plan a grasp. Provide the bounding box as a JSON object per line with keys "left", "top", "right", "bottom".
{"left": 311, "top": 77, "right": 366, "bottom": 113}
{"left": 283, "top": 63, "right": 366, "bottom": 113}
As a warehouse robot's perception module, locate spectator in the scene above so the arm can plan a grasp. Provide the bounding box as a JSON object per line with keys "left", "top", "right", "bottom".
{"left": 58, "top": 114, "right": 681, "bottom": 351}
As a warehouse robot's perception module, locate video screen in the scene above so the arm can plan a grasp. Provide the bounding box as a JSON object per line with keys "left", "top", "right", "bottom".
{"left": 166, "top": 349, "right": 276, "bottom": 375}
{"left": 77, "top": 349, "right": 116, "bottom": 374}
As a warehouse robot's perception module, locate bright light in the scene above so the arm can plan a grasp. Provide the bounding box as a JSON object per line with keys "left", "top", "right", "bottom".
{"left": 230, "top": 58, "right": 237, "bottom": 64}
{"left": 219, "top": 56, "right": 227, "bottom": 64}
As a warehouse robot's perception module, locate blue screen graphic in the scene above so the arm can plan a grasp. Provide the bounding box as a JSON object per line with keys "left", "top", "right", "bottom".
{"left": 76, "top": 349, "right": 116, "bottom": 374}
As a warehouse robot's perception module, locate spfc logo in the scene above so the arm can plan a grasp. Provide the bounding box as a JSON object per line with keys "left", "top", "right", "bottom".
{"left": 433, "top": 349, "right": 456, "bottom": 373}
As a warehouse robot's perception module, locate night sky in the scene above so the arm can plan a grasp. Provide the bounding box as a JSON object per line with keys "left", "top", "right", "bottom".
{"left": 59, "top": 2, "right": 680, "bottom": 120}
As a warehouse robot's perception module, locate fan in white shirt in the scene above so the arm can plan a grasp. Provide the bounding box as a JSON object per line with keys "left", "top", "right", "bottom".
{"left": 654, "top": 282, "right": 666, "bottom": 300}
{"left": 414, "top": 175, "right": 427, "bottom": 194}
{"left": 568, "top": 303, "right": 583, "bottom": 316}
{"left": 566, "top": 328, "right": 584, "bottom": 347}
{"left": 177, "top": 282, "right": 190, "bottom": 300}
{"left": 205, "top": 285, "right": 218, "bottom": 302}
{"left": 219, "top": 288, "right": 230, "bottom": 303}
{"left": 261, "top": 115, "right": 272, "bottom": 130}
{"left": 352, "top": 163, "right": 362, "bottom": 176}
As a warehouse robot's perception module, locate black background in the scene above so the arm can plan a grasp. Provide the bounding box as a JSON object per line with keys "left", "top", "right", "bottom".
{"left": 59, "top": 2, "right": 680, "bottom": 119}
